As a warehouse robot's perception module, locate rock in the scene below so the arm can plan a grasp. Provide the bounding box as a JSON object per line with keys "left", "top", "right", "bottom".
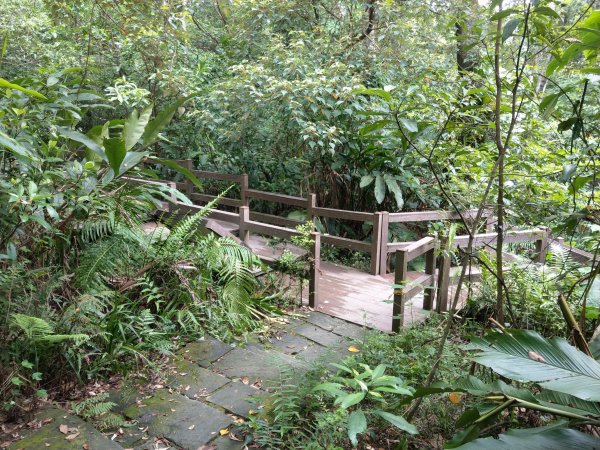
{"left": 9, "top": 407, "right": 123, "bottom": 450}
{"left": 122, "top": 390, "right": 232, "bottom": 450}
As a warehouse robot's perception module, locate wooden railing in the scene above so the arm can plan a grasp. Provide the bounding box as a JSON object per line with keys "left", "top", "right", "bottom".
{"left": 130, "top": 159, "right": 594, "bottom": 332}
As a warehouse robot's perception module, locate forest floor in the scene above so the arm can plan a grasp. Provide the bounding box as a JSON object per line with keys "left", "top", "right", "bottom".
{"left": 8, "top": 311, "right": 368, "bottom": 450}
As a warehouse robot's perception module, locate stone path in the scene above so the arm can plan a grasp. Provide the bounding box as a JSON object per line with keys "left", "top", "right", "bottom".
{"left": 10, "top": 311, "right": 369, "bottom": 450}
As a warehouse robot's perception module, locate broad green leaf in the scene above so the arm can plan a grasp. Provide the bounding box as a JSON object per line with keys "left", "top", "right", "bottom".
{"left": 470, "top": 329, "right": 600, "bottom": 401}
{"left": 534, "top": 6, "right": 560, "bottom": 19}
{"left": 123, "top": 103, "right": 153, "bottom": 150}
{"left": 336, "top": 391, "right": 365, "bottom": 408}
{"left": 383, "top": 175, "right": 404, "bottom": 209}
{"left": 147, "top": 157, "right": 202, "bottom": 190}
{"left": 103, "top": 138, "right": 126, "bottom": 175}
{"left": 399, "top": 118, "right": 418, "bottom": 133}
{"left": 373, "top": 410, "right": 417, "bottom": 435}
{"left": 0, "top": 78, "right": 47, "bottom": 100}
{"left": 455, "top": 421, "right": 600, "bottom": 449}
{"left": 359, "top": 119, "right": 389, "bottom": 136}
{"left": 119, "top": 152, "right": 148, "bottom": 175}
{"left": 352, "top": 87, "right": 391, "bottom": 102}
{"left": 360, "top": 175, "right": 374, "bottom": 188}
{"left": 57, "top": 127, "right": 106, "bottom": 159}
{"left": 539, "top": 93, "right": 560, "bottom": 117}
{"left": 312, "top": 382, "right": 346, "bottom": 396}
{"left": 502, "top": 19, "right": 522, "bottom": 43}
{"left": 490, "top": 8, "right": 516, "bottom": 21}
{"left": 0, "top": 132, "right": 38, "bottom": 163}
{"left": 141, "top": 93, "right": 198, "bottom": 147}
{"left": 347, "top": 410, "right": 367, "bottom": 446}
{"left": 374, "top": 175, "right": 386, "bottom": 204}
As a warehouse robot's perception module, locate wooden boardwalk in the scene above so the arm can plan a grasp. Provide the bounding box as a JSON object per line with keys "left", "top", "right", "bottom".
{"left": 210, "top": 219, "right": 433, "bottom": 332}
{"left": 138, "top": 163, "right": 574, "bottom": 333}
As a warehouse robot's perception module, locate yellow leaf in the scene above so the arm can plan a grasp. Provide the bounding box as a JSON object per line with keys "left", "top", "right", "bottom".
{"left": 347, "top": 345, "right": 360, "bottom": 353}
{"left": 448, "top": 392, "right": 462, "bottom": 405}
{"left": 219, "top": 428, "right": 229, "bottom": 436}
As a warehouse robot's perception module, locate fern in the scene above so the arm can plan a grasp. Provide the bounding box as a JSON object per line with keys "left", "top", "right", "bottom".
{"left": 72, "top": 392, "right": 126, "bottom": 431}
{"left": 11, "top": 314, "right": 89, "bottom": 344}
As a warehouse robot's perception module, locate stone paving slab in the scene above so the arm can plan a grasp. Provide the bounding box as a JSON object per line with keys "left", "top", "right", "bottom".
{"left": 123, "top": 390, "right": 232, "bottom": 450}
{"left": 303, "top": 311, "right": 343, "bottom": 331}
{"left": 210, "top": 347, "right": 307, "bottom": 385}
{"left": 331, "top": 320, "right": 369, "bottom": 341}
{"left": 168, "top": 358, "right": 230, "bottom": 399}
{"left": 201, "top": 435, "right": 247, "bottom": 450}
{"left": 292, "top": 323, "right": 347, "bottom": 347}
{"left": 268, "top": 332, "right": 313, "bottom": 355}
{"left": 179, "top": 337, "right": 234, "bottom": 368}
{"left": 206, "top": 382, "right": 264, "bottom": 418}
{"left": 8, "top": 408, "right": 123, "bottom": 450}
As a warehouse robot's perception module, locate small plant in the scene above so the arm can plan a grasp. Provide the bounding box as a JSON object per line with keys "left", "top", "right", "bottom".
{"left": 72, "top": 392, "right": 127, "bottom": 431}
{"left": 312, "top": 363, "right": 417, "bottom": 446}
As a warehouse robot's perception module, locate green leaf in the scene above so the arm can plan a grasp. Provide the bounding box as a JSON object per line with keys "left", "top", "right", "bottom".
{"left": 454, "top": 421, "right": 600, "bottom": 449}
{"left": 470, "top": 329, "right": 600, "bottom": 401}
{"left": 534, "top": 6, "right": 560, "bottom": 19}
{"left": 119, "top": 152, "right": 148, "bottom": 175}
{"left": 0, "top": 78, "right": 47, "bottom": 100}
{"left": 21, "top": 360, "right": 33, "bottom": 369}
{"left": 336, "top": 391, "right": 365, "bottom": 409}
{"left": 490, "top": 8, "right": 516, "bottom": 21}
{"left": 383, "top": 174, "right": 404, "bottom": 209}
{"left": 359, "top": 119, "right": 390, "bottom": 136}
{"left": 36, "top": 389, "right": 48, "bottom": 398}
{"left": 360, "top": 175, "right": 374, "bottom": 188}
{"left": 141, "top": 94, "right": 198, "bottom": 147}
{"left": 123, "top": 103, "right": 153, "bottom": 150}
{"left": 373, "top": 410, "right": 417, "bottom": 435}
{"left": 11, "top": 377, "right": 23, "bottom": 386}
{"left": 347, "top": 410, "right": 367, "bottom": 446}
{"left": 147, "top": 157, "right": 202, "bottom": 190}
{"left": 57, "top": 127, "right": 106, "bottom": 160}
{"left": 31, "top": 372, "right": 42, "bottom": 381}
{"left": 538, "top": 93, "right": 560, "bottom": 117}
{"left": 352, "top": 87, "right": 391, "bottom": 102}
{"left": 312, "top": 382, "right": 346, "bottom": 396}
{"left": 502, "top": 18, "right": 522, "bottom": 42}
{"left": 374, "top": 175, "right": 386, "bottom": 204}
{"left": 557, "top": 117, "right": 578, "bottom": 132}
{"left": 0, "top": 131, "right": 38, "bottom": 163}
{"left": 103, "top": 138, "right": 126, "bottom": 175}
{"left": 399, "top": 118, "right": 418, "bottom": 133}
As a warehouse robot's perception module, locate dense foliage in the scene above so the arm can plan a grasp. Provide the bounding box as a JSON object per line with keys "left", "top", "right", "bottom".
{"left": 1, "top": 0, "right": 599, "bottom": 448}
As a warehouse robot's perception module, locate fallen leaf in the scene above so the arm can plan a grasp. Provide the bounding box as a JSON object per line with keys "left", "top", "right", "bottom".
{"left": 188, "top": 424, "right": 195, "bottom": 430}
{"left": 448, "top": 392, "right": 462, "bottom": 405}
{"left": 82, "top": 443, "right": 90, "bottom": 450}
{"left": 528, "top": 351, "right": 545, "bottom": 363}
{"left": 196, "top": 445, "right": 217, "bottom": 450}
{"left": 59, "top": 424, "right": 69, "bottom": 434}
{"left": 219, "top": 428, "right": 229, "bottom": 436}
{"left": 241, "top": 376, "right": 250, "bottom": 385}
{"left": 65, "top": 431, "right": 80, "bottom": 441}
{"left": 347, "top": 345, "right": 360, "bottom": 353}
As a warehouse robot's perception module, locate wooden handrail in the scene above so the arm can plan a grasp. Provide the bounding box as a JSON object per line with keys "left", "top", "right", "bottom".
{"left": 312, "top": 206, "right": 373, "bottom": 222}
{"left": 192, "top": 169, "right": 244, "bottom": 183}
{"left": 245, "top": 189, "right": 306, "bottom": 207}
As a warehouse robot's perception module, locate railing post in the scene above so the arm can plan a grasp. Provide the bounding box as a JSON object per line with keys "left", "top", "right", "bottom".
{"left": 240, "top": 174, "right": 249, "bottom": 208}
{"left": 392, "top": 249, "right": 408, "bottom": 332}
{"left": 436, "top": 237, "right": 451, "bottom": 312}
{"left": 370, "top": 212, "right": 382, "bottom": 275}
{"left": 168, "top": 181, "right": 177, "bottom": 213}
{"left": 379, "top": 211, "right": 389, "bottom": 275}
{"left": 423, "top": 243, "right": 437, "bottom": 310}
{"left": 239, "top": 206, "right": 250, "bottom": 245}
{"left": 309, "top": 232, "right": 321, "bottom": 308}
{"left": 535, "top": 228, "right": 549, "bottom": 263}
{"left": 184, "top": 159, "right": 194, "bottom": 197}
{"left": 306, "top": 193, "right": 317, "bottom": 225}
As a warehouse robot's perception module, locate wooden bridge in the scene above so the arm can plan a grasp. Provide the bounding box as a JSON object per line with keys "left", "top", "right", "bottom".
{"left": 129, "top": 159, "right": 593, "bottom": 332}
